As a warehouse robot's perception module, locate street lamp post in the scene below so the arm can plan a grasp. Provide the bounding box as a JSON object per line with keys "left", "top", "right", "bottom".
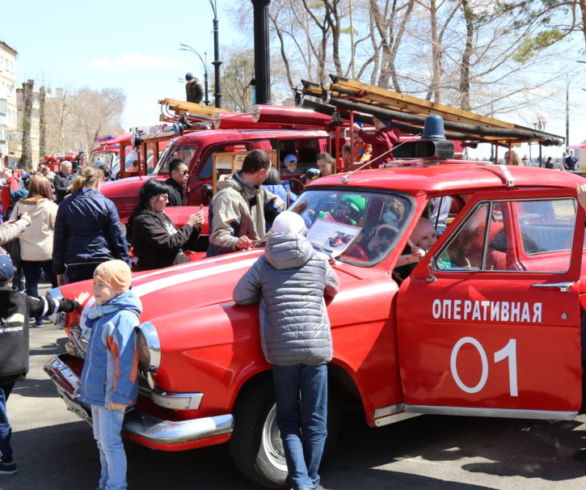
{"left": 179, "top": 43, "right": 210, "bottom": 106}
{"left": 210, "top": 0, "right": 222, "bottom": 108}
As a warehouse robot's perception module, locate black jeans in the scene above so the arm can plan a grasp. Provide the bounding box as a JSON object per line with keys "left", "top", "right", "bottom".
{"left": 21, "top": 260, "right": 57, "bottom": 297}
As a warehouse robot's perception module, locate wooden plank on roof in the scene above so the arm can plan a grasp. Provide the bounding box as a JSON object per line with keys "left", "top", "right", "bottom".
{"left": 158, "top": 98, "right": 225, "bottom": 118}
{"left": 330, "top": 78, "right": 516, "bottom": 129}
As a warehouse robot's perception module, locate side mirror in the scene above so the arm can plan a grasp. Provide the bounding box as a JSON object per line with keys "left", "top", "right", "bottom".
{"left": 202, "top": 184, "right": 213, "bottom": 205}
{"left": 289, "top": 178, "right": 305, "bottom": 196}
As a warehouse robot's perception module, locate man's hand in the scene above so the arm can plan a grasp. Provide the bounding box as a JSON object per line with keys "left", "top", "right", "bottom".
{"left": 235, "top": 236, "right": 253, "bottom": 250}
{"left": 57, "top": 274, "right": 67, "bottom": 286}
{"left": 187, "top": 209, "right": 205, "bottom": 228}
{"left": 107, "top": 401, "right": 126, "bottom": 412}
{"left": 577, "top": 184, "right": 586, "bottom": 212}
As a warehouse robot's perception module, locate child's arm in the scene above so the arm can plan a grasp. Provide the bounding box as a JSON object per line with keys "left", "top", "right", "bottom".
{"left": 233, "top": 258, "right": 263, "bottom": 305}
{"left": 25, "top": 292, "right": 85, "bottom": 319}
{"left": 396, "top": 247, "right": 426, "bottom": 267}
{"left": 104, "top": 313, "right": 139, "bottom": 409}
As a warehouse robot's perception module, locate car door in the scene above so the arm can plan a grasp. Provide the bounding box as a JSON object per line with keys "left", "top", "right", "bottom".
{"left": 396, "top": 188, "right": 584, "bottom": 419}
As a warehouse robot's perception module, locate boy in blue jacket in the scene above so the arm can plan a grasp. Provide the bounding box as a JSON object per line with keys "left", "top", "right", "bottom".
{"left": 78, "top": 259, "right": 142, "bottom": 490}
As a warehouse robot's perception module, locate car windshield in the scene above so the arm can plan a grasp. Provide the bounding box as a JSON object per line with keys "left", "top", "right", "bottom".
{"left": 154, "top": 144, "right": 197, "bottom": 174}
{"left": 290, "top": 188, "right": 412, "bottom": 266}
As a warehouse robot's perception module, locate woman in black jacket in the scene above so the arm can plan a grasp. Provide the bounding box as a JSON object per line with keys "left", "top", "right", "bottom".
{"left": 128, "top": 179, "right": 204, "bottom": 271}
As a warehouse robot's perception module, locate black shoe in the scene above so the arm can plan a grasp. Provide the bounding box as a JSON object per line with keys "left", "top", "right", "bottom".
{"left": 0, "top": 460, "right": 17, "bottom": 475}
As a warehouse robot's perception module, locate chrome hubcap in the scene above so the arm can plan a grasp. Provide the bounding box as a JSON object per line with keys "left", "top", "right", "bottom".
{"left": 261, "top": 404, "right": 287, "bottom": 471}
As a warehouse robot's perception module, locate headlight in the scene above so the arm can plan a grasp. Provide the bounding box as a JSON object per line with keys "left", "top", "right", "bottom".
{"left": 136, "top": 322, "right": 161, "bottom": 372}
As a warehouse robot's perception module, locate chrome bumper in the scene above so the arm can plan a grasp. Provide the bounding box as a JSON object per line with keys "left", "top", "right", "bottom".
{"left": 44, "top": 355, "right": 234, "bottom": 445}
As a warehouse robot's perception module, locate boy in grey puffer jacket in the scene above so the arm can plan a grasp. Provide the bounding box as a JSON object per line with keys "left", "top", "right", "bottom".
{"left": 234, "top": 211, "right": 338, "bottom": 490}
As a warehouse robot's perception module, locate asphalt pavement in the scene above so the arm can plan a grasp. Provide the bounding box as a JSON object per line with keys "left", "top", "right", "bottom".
{"left": 4, "top": 310, "right": 586, "bottom": 489}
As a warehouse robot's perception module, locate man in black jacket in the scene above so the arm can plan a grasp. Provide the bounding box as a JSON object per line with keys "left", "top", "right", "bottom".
{"left": 0, "top": 254, "right": 84, "bottom": 475}
{"left": 185, "top": 73, "right": 203, "bottom": 104}
{"left": 53, "top": 162, "right": 74, "bottom": 203}
{"left": 164, "top": 159, "right": 189, "bottom": 206}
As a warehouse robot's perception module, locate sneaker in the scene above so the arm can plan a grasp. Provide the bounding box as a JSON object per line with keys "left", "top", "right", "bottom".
{"left": 0, "top": 460, "right": 17, "bottom": 475}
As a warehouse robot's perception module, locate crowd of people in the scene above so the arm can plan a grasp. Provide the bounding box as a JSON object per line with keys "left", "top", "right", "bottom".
{"left": 1, "top": 126, "right": 583, "bottom": 489}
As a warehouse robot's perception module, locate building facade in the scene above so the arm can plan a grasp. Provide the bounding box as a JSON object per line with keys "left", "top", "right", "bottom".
{"left": 0, "top": 41, "right": 18, "bottom": 165}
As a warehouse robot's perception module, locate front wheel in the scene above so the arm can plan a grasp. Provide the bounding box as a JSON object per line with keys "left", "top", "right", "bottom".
{"left": 229, "top": 380, "right": 288, "bottom": 488}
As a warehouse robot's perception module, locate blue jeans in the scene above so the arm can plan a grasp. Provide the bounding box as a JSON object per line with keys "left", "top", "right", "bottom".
{"left": 91, "top": 405, "right": 127, "bottom": 490}
{"left": 0, "top": 383, "right": 14, "bottom": 463}
{"left": 272, "top": 364, "right": 328, "bottom": 490}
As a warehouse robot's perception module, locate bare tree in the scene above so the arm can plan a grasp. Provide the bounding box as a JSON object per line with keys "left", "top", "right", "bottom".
{"left": 45, "top": 87, "right": 124, "bottom": 156}
{"left": 221, "top": 48, "right": 256, "bottom": 112}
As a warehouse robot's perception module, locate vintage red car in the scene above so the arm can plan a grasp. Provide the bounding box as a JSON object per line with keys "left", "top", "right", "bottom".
{"left": 45, "top": 151, "right": 586, "bottom": 487}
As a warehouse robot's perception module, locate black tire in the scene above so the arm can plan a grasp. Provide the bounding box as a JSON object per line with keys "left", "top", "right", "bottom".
{"left": 229, "top": 379, "right": 288, "bottom": 489}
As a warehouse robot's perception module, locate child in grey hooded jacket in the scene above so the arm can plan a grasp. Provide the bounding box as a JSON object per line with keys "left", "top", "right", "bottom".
{"left": 233, "top": 211, "right": 338, "bottom": 490}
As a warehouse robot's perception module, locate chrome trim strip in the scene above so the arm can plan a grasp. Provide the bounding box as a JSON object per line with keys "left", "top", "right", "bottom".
{"left": 151, "top": 388, "right": 203, "bottom": 411}
{"left": 124, "top": 412, "right": 233, "bottom": 444}
{"left": 405, "top": 404, "right": 577, "bottom": 420}
{"left": 375, "top": 412, "right": 420, "bottom": 427}
{"left": 373, "top": 403, "right": 403, "bottom": 419}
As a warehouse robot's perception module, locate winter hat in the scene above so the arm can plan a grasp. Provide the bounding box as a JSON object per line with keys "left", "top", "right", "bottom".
{"left": 341, "top": 194, "right": 366, "bottom": 214}
{"left": 93, "top": 260, "right": 132, "bottom": 293}
{"left": 271, "top": 211, "right": 308, "bottom": 236}
{"left": 284, "top": 154, "right": 298, "bottom": 165}
{"left": 411, "top": 218, "right": 435, "bottom": 247}
{"left": 0, "top": 254, "right": 14, "bottom": 282}
{"left": 185, "top": 72, "right": 194, "bottom": 81}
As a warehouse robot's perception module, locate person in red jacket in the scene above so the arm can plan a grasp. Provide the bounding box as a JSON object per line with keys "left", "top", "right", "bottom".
{"left": 354, "top": 116, "right": 399, "bottom": 168}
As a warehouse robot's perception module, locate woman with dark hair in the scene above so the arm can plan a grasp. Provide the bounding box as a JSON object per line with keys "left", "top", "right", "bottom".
{"left": 10, "top": 175, "right": 58, "bottom": 306}
{"left": 53, "top": 167, "right": 129, "bottom": 284}
{"left": 128, "top": 179, "right": 204, "bottom": 271}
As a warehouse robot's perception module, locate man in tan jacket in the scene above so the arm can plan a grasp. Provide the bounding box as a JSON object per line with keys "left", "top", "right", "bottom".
{"left": 207, "top": 150, "right": 283, "bottom": 256}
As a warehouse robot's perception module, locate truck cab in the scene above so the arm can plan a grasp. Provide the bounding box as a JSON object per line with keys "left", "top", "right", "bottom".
{"left": 101, "top": 128, "right": 329, "bottom": 220}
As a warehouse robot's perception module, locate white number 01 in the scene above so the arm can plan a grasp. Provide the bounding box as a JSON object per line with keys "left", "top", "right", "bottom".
{"left": 450, "top": 337, "right": 518, "bottom": 397}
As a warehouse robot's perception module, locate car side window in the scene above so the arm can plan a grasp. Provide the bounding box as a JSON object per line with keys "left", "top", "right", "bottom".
{"left": 435, "top": 198, "right": 576, "bottom": 273}
{"left": 517, "top": 199, "right": 576, "bottom": 254}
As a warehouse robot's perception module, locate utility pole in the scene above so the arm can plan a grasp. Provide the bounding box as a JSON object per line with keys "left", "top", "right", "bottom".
{"left": 565, "top": 75, "right": 570, "bottom": 148}
{"left": 210, "top": 0, "right": 222, "bottom": 108}
{"left": 251, "top": 0, "right": 271, "bottom": 104}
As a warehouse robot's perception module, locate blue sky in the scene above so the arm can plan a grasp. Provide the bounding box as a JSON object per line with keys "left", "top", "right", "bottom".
{"left": 4, "top": 1, "right": 586, "bottom": 160}
{"left": 4, "top": 0, "right": 240, "bottom": 128}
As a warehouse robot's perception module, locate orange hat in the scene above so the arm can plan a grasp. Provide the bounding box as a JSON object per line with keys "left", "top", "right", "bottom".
{"left": 93, "top": 260, "right": 132, "bottom": 292}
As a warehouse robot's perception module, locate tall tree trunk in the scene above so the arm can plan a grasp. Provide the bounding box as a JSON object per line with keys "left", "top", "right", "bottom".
{"left": 19, "top": 80, "right": 34, "bottom": 170}
{"left": 459, "top": 0, "right": 474, "bottom": 111}
{"left": 38, "top": 86, "right": 47, "bottom": 158}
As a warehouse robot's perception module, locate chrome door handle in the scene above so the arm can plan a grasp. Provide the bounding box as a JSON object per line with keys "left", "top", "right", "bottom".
{"left": 531, "top": 282, "right": 574, "bottom": 292}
